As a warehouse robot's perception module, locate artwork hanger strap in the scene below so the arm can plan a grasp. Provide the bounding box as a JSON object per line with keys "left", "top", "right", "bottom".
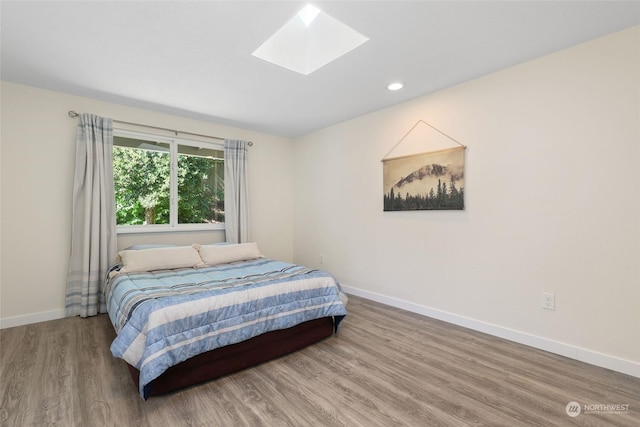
{"left": 381, "top": 120, "right": 466, "bottom": 162}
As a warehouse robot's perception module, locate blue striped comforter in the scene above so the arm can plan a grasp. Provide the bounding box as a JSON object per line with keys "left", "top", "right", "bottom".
{"left": 105, "top": 258, "right": 347, "bottom": 399}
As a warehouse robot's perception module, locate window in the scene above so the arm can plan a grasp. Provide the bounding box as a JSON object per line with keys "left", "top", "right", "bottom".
{"left": 113, "top": 130, "right": 224, "bottom": 232}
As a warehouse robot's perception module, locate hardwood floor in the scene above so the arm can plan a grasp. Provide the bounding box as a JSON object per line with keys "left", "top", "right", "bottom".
{"left": 1, "top": 295, "right": 638, "bottom": 426}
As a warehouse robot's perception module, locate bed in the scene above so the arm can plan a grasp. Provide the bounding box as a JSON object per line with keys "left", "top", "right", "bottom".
{"left": 104, "top": 243, "right": 347, "bottom": 399}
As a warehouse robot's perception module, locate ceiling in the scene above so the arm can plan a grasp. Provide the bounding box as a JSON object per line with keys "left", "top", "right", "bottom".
{"left": 2, "top": 1, "right": 639, "bottom": 138}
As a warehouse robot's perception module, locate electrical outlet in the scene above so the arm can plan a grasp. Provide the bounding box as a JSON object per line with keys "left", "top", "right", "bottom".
{"left": 320, "top": 254, "right": 325, "bottom": 265}
{"left": 542, "top": 292, "right": 555, "bottom": 310}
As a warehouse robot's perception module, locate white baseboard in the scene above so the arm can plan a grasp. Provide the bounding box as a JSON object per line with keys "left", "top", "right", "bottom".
{"left": 341, "top": 285, "right": 640, "bottom": 379}
{"left": 0, "top": 309, "right": 66, "bottom": 329}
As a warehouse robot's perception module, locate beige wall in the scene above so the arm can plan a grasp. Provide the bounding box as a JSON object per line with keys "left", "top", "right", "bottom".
{"left": 293, "top": 27, "right": 640, "bottom": 372}
{"left": 0, "top": 82, "right": 294, "bottom": 325}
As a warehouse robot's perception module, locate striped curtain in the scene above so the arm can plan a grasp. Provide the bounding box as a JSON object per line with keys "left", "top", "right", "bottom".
{"left": 65, "top": 114, "right": 117, "bottom": 317}
{"left": 224, "top": 139, "right": 250, "bottom": 243}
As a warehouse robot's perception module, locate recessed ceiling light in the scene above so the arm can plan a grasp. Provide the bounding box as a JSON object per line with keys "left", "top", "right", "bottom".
{"left": 387, "top": 82, "right": 404, "bottom": 91}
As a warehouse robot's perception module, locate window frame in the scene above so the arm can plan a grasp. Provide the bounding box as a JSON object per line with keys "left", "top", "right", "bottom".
{"left": 113, "top": 128, "right": 225, "bottom": 234}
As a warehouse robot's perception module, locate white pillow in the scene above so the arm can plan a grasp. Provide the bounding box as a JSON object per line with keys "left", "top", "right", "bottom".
{"left": 195, "top": 242, "right": 263, "bottom": 267}
{"left": 118, "top": 246, "right": 204, "bottom": 273}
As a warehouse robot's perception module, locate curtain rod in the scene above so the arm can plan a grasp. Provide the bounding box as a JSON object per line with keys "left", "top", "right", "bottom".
{"left": 68, "top": 110, "right": 253, "bottom": 146}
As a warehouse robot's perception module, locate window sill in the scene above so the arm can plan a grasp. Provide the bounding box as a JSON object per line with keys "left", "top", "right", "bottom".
{"left": 117, "top": 224, "right": 225, "bottom": 234}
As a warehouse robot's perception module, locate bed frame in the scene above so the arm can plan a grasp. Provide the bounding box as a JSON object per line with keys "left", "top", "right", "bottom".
{"left": 126, "top": 316, "right": 336, "bottom": 397}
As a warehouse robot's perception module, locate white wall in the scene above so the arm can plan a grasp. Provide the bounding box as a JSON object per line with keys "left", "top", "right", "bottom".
{"left": 0, "top": 82, "right": 294, "bottom": 326}
{"left": 293, "top": 27, "right": 640, "bottom": 375}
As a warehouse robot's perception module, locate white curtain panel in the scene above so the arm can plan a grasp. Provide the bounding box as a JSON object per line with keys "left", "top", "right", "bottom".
{"left": 224, "top": 139, "right": 250, "bottom": 243}
{"left": 65, "top": 114, "right": 117, "bottom": 317}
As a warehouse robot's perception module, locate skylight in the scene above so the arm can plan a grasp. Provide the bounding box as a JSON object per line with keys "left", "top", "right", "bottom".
{"left": 252, "top": 4, "right": 369, "bottom": 75}
{"left": 298, "top": 4, "right": 320, "bottom": 27}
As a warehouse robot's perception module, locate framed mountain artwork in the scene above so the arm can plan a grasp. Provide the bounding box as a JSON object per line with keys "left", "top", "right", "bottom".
{"left": 383, "top": 146, "right": 465, "bottom": 211}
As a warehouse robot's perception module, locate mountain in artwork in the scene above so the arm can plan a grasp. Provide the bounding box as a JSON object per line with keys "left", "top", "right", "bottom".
{"left": 383, "top": 145, "right": 465, "bottom": 210}
{"left": 392, "top": 162, "right": 463, "bottom": 196}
